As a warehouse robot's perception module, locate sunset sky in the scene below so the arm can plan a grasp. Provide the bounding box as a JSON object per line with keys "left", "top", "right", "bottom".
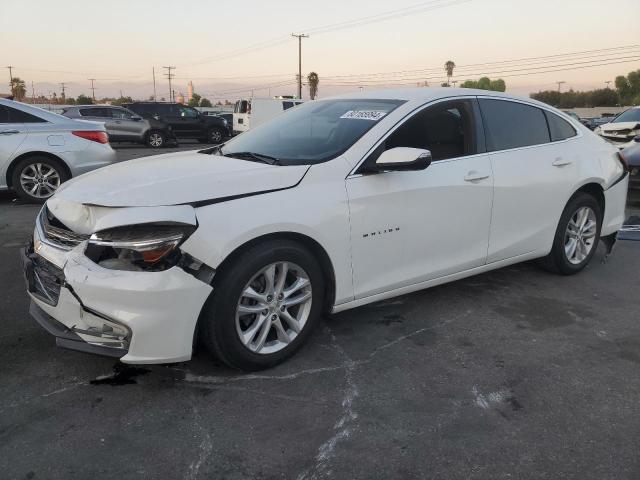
{"left": 2, "top": 0, "right": 639, "bottom": 101}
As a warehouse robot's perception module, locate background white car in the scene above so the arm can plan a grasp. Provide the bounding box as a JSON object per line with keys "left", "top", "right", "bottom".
{"left": 0, "top": 99, "right": 116, "bottom": 202}
{"left": 23, "top": 88, "right": 628, "bottom": 371}
{"left": 594, "top": 106, "right": 640, "bottom": 149}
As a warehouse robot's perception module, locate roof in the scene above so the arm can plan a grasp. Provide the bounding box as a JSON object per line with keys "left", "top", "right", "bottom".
{"left": 327, "top": 87, "right": 542, "bottom": 106}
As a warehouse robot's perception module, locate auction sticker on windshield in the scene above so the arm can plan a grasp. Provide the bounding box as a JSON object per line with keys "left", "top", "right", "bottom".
{"left": 340, "top": 110, "right": 388, "bottom": 121}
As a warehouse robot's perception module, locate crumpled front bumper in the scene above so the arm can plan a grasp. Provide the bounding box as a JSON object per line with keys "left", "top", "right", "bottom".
{"left": 22, "top": 227, "right": 213, "bottom": 364}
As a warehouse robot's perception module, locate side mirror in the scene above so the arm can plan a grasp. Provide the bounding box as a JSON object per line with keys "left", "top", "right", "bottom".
{"left": 375, "top": 147, "right": 432, "bottom": 171}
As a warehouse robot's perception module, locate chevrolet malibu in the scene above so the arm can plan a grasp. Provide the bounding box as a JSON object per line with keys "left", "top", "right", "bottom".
{"left": 22, "top": 88, "right": 629, "bottom": 371}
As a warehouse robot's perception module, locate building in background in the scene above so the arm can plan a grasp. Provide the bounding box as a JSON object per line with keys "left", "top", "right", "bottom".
{"left": 187, "top": 81, "right": 194, "bottom": 102}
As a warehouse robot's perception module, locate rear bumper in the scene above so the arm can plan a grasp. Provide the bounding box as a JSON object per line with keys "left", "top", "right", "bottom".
{"left": 602, "top": 171, "right": 629, "bottom": 236}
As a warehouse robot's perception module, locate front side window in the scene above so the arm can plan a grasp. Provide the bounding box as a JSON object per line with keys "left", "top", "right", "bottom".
{"left": 479, "top": 99, "right": 550, "bottom": 151}
{"left": 382, "top": 99, "right": 478, "bottom": 161}
{"left": 7, "top": 107, "right": 46, "bottom": 123}
{"left": 219, "top": 99, "right": 404, "bottom": 165}
{"left": 179, "top": 106, "right": 199, "bottom": 118}
{"left": 546, "top": 111, "right": 577, "bottom": 142}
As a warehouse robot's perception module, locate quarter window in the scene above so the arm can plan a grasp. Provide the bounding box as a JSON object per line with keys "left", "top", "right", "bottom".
{"left": 545, "top": 111, "right": 577, "bottom": 141}
{"left": 382, "top": 99, "right": 478, "bottom": 161}
{"left": 479, "top": 99, "right": 550, "bottom": 151}
{"left": 0, "top": 106, "right": 9, "bottom": 123}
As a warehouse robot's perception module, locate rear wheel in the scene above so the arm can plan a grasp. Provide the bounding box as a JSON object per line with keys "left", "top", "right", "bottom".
{"left": 200, "top": 240, "right": 325, "bottom": 371}
{"left": 11, "top": 156, "right": 69, "bottom": 203}
{"left": 146, "top": 130, "right": 165, "bottom": 148}
{"left": 538, "top": 192, "right": 602, "bottom": 275}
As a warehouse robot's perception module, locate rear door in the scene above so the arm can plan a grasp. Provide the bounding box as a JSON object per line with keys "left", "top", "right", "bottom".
{"left": 479, "top": 98, "right": 580, "bottom": 262}
{"left": 0, "top": 105, "right": 28, "bottom": 187}
{"left": 78, "top": 107, "right": 118, "bottom": 138}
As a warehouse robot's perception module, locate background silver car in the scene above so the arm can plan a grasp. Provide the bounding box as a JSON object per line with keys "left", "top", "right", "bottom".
{"left": 62, "top": 105, "right": 171, "bottom": 147}
{"left": 0, "top": 99, "right": 116, "bottom": 202}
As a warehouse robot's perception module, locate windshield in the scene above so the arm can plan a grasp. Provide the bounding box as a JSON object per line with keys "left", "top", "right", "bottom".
{"left": 613, "top": 108, "right": 640, "bottom": 123}
{"left": 220, "top": 99, "right": 404, "bottom": 165}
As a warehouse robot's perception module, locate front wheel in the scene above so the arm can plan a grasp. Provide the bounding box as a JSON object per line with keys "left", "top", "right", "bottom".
{"left": 538, "top": 192, "right": 602, "bottom": 275}
{"left": 200, "top": 240, "right": 325, "bottom": 371}
{"left": 207, "top": 127, "right": 223, "bottom": 144}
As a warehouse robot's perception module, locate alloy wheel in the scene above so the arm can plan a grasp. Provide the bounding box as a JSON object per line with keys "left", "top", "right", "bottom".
{"left": 564, "top": 206, "right": 597, "bottom": 265}
{"left": 149, "top": 133, "right": 163, "bottom": 147}
{"left": 209, "top": 129, "right": 222, "bottom": 143}
{"left": 19, "top": 163, "right": 60, "bottom": 199}
{"left": 235, "top": 262, "right": 313, "bottom": 355}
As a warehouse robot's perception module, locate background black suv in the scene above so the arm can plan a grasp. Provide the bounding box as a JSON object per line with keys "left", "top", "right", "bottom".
{"left": 123, "top": 102, "right": 230, "bottom": 143}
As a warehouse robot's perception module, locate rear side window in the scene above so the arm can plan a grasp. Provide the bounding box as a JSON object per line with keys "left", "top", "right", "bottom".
{"left": 545, "top": 111, "right": 577, "bottom": 141}
{"left": 80, "top": 108, "right": 111, "bottom": 118}
{"left": 479, "top": 99, "right": 550, "bottom": 151}
{"left": 283, "top": 101, "right": 294, "bottom": 110}
{"left": 7, "top": 107, "right": 46, "bottom": 123}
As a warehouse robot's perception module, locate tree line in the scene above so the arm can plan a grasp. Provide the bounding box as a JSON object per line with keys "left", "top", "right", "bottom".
{"left": 531, "top": 69, "right": 640, "bottom": 108}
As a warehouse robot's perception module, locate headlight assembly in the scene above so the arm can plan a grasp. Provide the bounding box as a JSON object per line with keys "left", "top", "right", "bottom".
{"left": 85, "top": 224, "right": 195, "bottom": 271}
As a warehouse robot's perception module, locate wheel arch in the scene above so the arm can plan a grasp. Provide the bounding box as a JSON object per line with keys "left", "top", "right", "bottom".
{"left": 573, "top": 181, "right": 605, "bottom": 215}
{"left": 212, "top": 231, "right": 337, "bottom": 312}
{"left": 6, "top": 151, "right": 71, "bottom": 188}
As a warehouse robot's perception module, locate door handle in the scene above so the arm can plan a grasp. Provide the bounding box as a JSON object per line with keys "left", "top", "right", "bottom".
{"left": 0, "top": 130, "right": 20, "bottom": 135}
{"left": 464, "top": 171, "right": 490, "bottom": 182}
{"left": 552, "top": 157, "right": 572, "bottom": 167}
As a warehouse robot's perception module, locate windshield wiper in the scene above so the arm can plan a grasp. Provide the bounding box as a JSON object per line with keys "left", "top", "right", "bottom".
{"left": 223, "top": 151, "right": 281, "bottom": 165}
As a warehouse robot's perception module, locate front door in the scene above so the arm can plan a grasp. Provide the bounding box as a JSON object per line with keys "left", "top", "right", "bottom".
{"left": 0, "top": 105, "right": 28, "bottom": 188}
{"left": 347, "top": 98, "right": 494, "bottom": 299}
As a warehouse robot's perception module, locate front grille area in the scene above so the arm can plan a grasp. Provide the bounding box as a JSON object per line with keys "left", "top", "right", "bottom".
{"left": 39, "top": 208, "right": 89, "bottom": 249}
{"left": 29, "top": 253, "right": 64, "bottom": 305}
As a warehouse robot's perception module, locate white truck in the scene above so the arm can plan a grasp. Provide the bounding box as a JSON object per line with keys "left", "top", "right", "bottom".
{"left": 232, "top": 97, "right": 303, "bottom": 135}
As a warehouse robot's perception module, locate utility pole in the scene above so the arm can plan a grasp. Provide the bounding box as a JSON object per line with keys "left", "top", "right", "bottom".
{"left": 6, "top": 66, "right": 13, "bottom": 96}
{"left": 291, "top": 34, "right": 309, "bottom": 99}
{"left": 556, "top": 81, "right": 566, "bottom": 93}
{"left": 163, "top": 66, "right": 175, "bottom": 102}
{"left": 152, "top": 67, "right": 157, "bottom": 101}
{"left": 88, "top": 78, "right": 96, "bottom": 101}
{"left": 31, "top": 81, "right": 35, "bottom": 103}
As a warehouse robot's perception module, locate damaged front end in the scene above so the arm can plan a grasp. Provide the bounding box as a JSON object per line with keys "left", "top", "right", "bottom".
{"left": 22, "top": 200, "right": 214, "bottom": 364}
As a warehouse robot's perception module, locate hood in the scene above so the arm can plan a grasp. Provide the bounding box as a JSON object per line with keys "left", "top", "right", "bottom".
{"left": 55, "top": 150, "right": 309, "bottom": 207}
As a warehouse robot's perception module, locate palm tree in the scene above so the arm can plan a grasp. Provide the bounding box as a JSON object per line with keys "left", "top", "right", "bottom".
{"left": 10, "top": 77, "right": 27, "bottom": 100}
{"left": 444, "top": 61, "right": 456, "bottom": 86}
{"left": 307, "top": 72, "right": 319, "bottom": 100}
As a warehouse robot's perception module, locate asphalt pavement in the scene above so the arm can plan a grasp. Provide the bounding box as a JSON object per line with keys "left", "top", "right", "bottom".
{"left": 1, "top": 144, "right": 640, "bottom": 480}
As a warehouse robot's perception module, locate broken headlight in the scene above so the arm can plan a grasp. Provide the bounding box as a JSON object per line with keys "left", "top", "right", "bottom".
{"left": 85, "top": 224, "right": 195, "bottom": 271}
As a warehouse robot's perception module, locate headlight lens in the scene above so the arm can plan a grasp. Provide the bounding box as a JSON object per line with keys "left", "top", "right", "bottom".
{"left": 85, "top": 224, "right": 195, "bottom": 271}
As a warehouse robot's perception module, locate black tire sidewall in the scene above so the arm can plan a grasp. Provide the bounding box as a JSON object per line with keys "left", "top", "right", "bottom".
{"left": 201, "top": 240, "right": 325, "bottom": 370}
{"left": 11, "top": 156, "right": 69, "bottom": 203}
{"left": 550, "top": 192, "right": 602, "bottom": 275}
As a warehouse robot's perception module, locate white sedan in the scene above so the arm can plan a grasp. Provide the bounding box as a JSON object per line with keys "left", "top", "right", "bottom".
{"left": 23, "top": 88, "right": 629, "bottom": 371}
{"left": 0, "top": 99, "right": 116, "bottom": 202}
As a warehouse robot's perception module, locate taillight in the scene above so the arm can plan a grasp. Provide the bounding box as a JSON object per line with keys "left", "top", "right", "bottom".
{"left": 72, "top": 130, "right": 109, "bottom": 144}
{"left": 617, "top": 151, "right": 630, "bottom": 172}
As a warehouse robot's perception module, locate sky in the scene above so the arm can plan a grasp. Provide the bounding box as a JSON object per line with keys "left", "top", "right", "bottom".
{"left": 1, "top": 0, "right": 639, "bottom": 101}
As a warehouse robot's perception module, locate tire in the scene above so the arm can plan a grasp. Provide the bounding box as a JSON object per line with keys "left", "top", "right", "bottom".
{"left": 11, "top": 156, "right": 69, "bottom": 203}
{"left": 146, "top": 130, "right": 165, "bottom": 148}
{"left": 200, "top": 239, "right": 325, "bottom": 371}
{"left": 207, "top": 127, "right": 223, "bottom": 144}
{"left": 538, "top": 192, "right": 602, "bottom": 275}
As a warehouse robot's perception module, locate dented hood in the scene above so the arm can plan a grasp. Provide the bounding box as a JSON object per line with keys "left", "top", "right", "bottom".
{"left": 54, "top": 150, "right": 309, "bottom": 207}
{"left": 601, "top": 121, "right": 640, "bottom": 135}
